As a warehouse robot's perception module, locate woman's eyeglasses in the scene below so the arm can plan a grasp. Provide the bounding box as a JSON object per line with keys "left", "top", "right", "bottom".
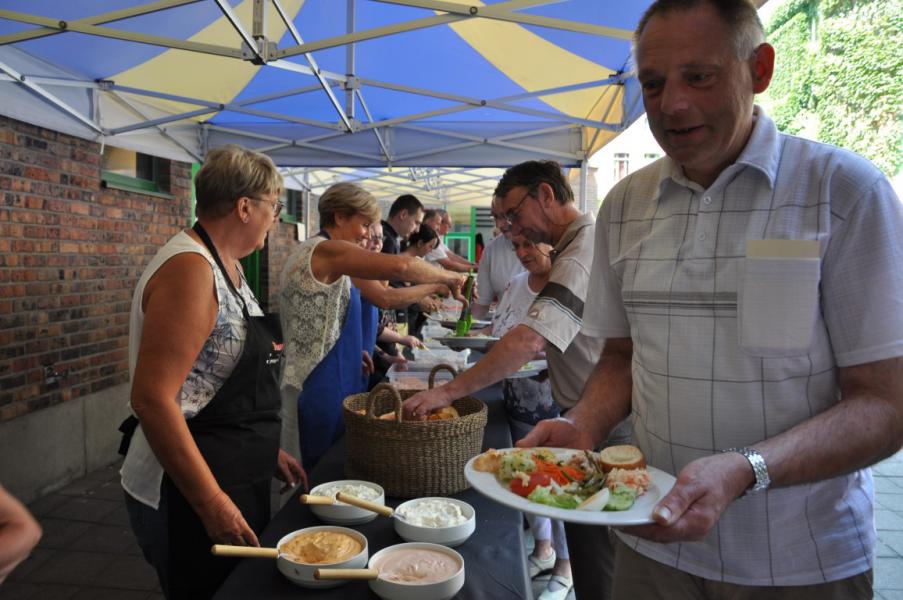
{"left": 251, "top": 196, "right": 285, "bottom": 217}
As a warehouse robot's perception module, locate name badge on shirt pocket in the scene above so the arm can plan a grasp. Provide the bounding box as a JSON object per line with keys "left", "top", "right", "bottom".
{"left": 738, "top": 240, "right": 821, "bottom": 357}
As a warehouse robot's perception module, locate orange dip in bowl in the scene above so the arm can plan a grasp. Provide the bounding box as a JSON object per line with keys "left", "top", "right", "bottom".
{"left": 280, "top": 530, "right": 363, "bottom": 564}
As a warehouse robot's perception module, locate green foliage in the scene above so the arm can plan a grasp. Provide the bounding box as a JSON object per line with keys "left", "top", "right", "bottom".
{"left": 764, "top": 11, "right": 816, "bottom": 136}
{"left": 760, "top": 0, "right": 903, "bottom": 176}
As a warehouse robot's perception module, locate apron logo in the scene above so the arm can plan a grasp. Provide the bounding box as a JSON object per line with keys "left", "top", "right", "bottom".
{"left": 267, "top": 341, "right": 284, "bottom": 365}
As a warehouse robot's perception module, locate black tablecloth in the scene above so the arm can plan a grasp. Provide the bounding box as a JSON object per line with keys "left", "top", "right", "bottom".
{"left": 214, "top": 385, "right": 529, "bottom": 599}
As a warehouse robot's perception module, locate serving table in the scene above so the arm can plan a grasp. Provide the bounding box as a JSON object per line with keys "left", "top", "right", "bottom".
{"left": 214, "top": 384, "right": 530, "bottom": 599}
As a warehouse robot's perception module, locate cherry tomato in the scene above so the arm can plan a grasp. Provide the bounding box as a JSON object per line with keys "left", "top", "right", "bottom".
{"left": 510, "top": 472, "right": 552, "bottom": 497}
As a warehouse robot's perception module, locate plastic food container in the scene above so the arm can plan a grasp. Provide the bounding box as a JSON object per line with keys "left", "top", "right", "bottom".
{"left": 411, "top": 348, "right": 471, "bottom": 371}
{"left": 421, "top": 324, "right": 454, "bottom": 348}
{"left": 387, "top": 364, "right": 456, "bottom": 390}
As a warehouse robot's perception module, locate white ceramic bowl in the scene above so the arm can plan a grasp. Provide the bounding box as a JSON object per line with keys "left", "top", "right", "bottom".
{"left": 368, "top": 542, "right": 465, "bottom": 600}
{"left": 275, "top": 526, "right": 369, "bottom": 589}
{"left": 393, "top": 497, "right": 475, "bottom": 547}
{"left": 308, "top": 480, "right": 385, "bottom": 525}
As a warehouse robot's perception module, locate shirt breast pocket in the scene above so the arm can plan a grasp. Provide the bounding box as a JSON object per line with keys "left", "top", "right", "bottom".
{"left": 738, "top": 254, "right": 821, "bottom": 357}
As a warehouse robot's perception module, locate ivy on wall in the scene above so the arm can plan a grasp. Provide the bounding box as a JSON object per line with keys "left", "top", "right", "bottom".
{"left": 760, "top": 0, "right": 903, "bottom": 176}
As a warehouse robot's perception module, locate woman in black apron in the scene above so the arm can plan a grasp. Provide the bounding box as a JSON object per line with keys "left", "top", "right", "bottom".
{"left": 119, "top": 146, "right": 306, "bottom": 599}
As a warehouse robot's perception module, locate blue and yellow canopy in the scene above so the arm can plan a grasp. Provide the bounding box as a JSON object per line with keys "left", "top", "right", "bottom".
{"left": 0, "top": 0, "right": 651, "bottom": 204}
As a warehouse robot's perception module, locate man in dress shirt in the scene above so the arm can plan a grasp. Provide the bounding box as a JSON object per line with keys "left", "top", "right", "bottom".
{"left": 522, "top": 1, "right": 903, "bottom": 598}
{"left": 381, "top": 194, "right": 423, "bottom": 255}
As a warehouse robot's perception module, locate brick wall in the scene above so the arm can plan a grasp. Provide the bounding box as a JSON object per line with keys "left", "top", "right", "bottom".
{"left": 264, "top": 222, "right": 295, "bottom": 311}
{"left": 0, "top": 116, "right": 194, "bottom": 423}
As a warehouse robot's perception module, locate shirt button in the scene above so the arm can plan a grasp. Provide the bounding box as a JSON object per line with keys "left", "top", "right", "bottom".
{"left": 697, "top": 232, "right": 707, "bottom": 241}
{"left": 703, "top": 196, "right": 712, "bottom": 205}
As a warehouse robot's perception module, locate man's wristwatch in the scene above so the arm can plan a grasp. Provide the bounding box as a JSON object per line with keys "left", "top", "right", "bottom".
{"left": 722, "top": 447, "right": 770, "bottom": 495}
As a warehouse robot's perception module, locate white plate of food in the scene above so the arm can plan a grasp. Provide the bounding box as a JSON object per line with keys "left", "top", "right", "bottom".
{"left": 464, "top": 446, "right": 676, "bottom": 526}
{"left": 435, "top": 335, "right": 499, "bottom": 351}
{"left": 434, "top": 318, "right": 491, "bottom": 330}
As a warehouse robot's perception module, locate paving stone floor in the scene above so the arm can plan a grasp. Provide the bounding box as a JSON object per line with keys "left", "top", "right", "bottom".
{"left": 3, "top": 450, "right": 903, "bottom": 599}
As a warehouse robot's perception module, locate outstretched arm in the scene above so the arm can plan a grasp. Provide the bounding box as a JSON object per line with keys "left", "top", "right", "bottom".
{"left": 402, "top": 324, "right": 546, "bottom": 419}
{"left": 518, "top": 337, "right": 633, "bottom": 450}
{"left": 0, "top": 486, "right": 41, "bottom": 583}
{"left": 353, "top": 278, "right": 445, "bottom": 310}
{"left": 312, "top": 240, "right": 464, "bottom": 298}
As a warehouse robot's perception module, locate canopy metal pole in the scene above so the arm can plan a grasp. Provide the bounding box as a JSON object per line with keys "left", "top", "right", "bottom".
{"left": 579, "top": 159, "right": 588, "bottom": 213}
{"left": 346, "top": 0, "right": 355, "bottom": 120}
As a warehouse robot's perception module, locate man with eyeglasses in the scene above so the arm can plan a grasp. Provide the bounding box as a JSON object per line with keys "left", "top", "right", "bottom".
{"left": 404, "top": 159, "right": 629, "bottom": 599}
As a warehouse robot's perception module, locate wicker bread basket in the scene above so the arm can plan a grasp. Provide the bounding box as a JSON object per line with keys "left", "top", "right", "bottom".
{"left": 342, "top": 365, "right": 488, "bottom": 498}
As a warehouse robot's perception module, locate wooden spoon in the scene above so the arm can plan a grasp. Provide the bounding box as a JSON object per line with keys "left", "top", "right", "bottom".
{"left": 300, "top": 494, "right": 335, "bottom": 506}
{"left": 210, "top": 545, "right": 278, "bottom": 559}
{"left": 335, "top": 492, "right": 394, "bottom": 517}
{"left": 315, "top": 568, "right": 379, "bottom": 580}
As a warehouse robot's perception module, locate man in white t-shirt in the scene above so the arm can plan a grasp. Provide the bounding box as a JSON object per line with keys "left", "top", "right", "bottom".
{"left": 472, "top": 198, "right": 524, "bottom": 320}
{"left": 423, "top": 209, "right": 476, "bottom": 273}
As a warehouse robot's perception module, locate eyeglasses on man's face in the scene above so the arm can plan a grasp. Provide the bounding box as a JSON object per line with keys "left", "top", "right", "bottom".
{"left": 502, "top": 188, "right": 534, "bottom": 229}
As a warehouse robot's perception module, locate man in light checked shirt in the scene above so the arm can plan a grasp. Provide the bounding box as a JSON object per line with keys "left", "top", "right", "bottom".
{"left": 521, "top": 0, "right": 903, "bottom": 598}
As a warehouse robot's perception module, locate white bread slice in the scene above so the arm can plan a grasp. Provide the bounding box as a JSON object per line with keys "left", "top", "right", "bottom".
{"left": 598, "top": 445, "right": 646, "bottom": 472}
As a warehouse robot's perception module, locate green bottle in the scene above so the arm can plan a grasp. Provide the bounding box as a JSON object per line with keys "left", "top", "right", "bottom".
{"left": 455, "top": 270, "right": 475, "bottom": 337}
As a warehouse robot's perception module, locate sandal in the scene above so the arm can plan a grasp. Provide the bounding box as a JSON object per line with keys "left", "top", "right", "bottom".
{"left": 537, "top": 574, "right": 573, "bottom": 600}
{"left": 527, "top": 550, "right": 556, "bottom": 578}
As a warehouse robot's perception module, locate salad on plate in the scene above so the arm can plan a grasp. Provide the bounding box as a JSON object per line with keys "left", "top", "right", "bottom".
{"left": 472, "top": 446, "right": 651, "bottom": 512}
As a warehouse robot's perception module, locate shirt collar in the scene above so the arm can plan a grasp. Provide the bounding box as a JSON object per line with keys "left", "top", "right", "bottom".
{"left": 734, "top": 106, "right": 780, "bottom": 187}
{"left": 657, "top": 105, "right": 780, "bottom": 193}
{"left": 551, "top": 211, "right": 594, "bottom": 261}
{"left": 381, "top": 219, "right": 398, "bottom": 238}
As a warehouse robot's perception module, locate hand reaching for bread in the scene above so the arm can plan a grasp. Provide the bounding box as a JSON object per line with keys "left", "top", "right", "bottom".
{"left": 402, "top": 387, "right": 453, "bottom": 421}
{"left": 515, "top": 417, "right": 595, "bottom": 451}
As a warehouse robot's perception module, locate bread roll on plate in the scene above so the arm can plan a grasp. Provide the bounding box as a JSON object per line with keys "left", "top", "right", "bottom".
{"left": 598, "top": 445, "right": 646, "bottom": 472}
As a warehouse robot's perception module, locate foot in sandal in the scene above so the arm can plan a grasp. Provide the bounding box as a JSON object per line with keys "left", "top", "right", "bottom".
{"left": 537, "top": 574, "right": 573, "bottom": 600}
{"left": 527, "top": 549, "right": 556, "bottom": 578}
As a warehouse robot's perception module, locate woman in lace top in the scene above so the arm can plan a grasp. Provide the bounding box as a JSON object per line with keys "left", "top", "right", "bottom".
{"left": 279, "top": 183, "right": 465, "bottom": 471}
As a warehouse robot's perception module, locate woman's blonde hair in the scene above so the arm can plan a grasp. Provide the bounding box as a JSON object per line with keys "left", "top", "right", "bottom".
{"left": 318, "top": 182, "right": 381, "bottom": 228}
{"left": 194, "top": 145, "right": 283, "bottom": 219}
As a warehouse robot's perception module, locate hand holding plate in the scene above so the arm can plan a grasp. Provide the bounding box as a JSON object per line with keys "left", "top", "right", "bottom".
{"left": 619, "top": 451, "right": 753, "bottom": 542}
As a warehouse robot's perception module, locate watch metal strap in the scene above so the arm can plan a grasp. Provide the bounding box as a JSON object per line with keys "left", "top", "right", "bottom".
{"left": 722, "top": 447, "right": 770, "bottom": 495}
